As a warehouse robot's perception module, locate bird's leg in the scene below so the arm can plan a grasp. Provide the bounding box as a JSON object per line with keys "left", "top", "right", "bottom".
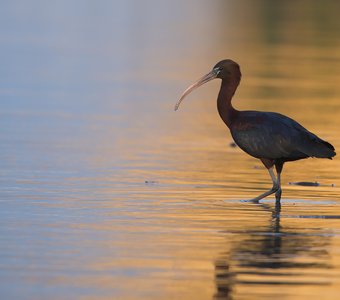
{"left": 274, "top": 162, "right": 284, "bottom": 207}
{"left": 275, "top": 172, "right": 282, "bottom": 200}
{"left": 274, "top": 171, "right": 282, "bottom": 212}
{"left": 249, "top": 167, "right": 279, "bottom": 202}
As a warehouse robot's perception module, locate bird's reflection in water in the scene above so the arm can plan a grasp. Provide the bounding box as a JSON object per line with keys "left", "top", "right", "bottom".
{"left": 214, "top": 203, "right": 331, "bottom": 300}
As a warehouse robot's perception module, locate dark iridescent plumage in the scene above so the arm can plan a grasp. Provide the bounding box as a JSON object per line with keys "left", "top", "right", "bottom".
{"left": 230, "top": 111, "right": 335, "bottom": 161}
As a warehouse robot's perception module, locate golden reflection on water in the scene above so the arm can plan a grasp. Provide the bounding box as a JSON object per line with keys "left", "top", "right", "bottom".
{"left": 107, "top": 1, "right": 340, "bottom": 299}
{"left": 2, "top": 1, "right": 340, "bottom": 300}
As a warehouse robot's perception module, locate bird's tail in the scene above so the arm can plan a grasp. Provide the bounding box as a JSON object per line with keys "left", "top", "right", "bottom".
{"left": 309, "top": 138, "right": 336, "bottom": 159}
{"left": 318, "top": 139, "right": 336, "bottom": 159}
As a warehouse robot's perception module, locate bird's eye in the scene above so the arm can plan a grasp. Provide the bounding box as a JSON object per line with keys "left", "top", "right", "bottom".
{"left": 214, "top": 67, "right": 223, "bottom": 75}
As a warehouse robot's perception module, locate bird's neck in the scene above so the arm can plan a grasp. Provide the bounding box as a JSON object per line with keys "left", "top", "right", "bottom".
{"left": 217, "top": 79, "right": 239, "bottom": 128}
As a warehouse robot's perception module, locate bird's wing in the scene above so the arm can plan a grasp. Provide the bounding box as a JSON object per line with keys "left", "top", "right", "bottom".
{"left": 231, "top": 111, "right": 335, "bottom": 160}
{"left": 287, "top": 117, "right": 335, "bottom": 158}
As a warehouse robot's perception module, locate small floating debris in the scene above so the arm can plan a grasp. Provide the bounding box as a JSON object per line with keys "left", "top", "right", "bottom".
{"left": 229, "top": 142, "right": 237, "bottom": 148}
{"left": 145, "top": 180, "right": 158, "bottom": 184}
{"left": 288, "top": 181, "right": 335, "bottom": 187}
{"left": 289, "top": 181, "right": 320, "bottom": 186}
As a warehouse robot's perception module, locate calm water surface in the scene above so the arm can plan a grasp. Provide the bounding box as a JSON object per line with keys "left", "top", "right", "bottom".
{"left": 1, "top": 1, "right": 340, "bottom": 299}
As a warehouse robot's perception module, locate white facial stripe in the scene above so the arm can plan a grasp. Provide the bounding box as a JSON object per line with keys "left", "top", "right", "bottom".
{"left": 213, "top": 67, "right": 221, "bottom": 75}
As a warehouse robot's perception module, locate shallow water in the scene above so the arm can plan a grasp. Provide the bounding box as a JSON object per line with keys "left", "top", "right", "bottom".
{"left": 1, "top": 1, "right": 340, "bottom": 299}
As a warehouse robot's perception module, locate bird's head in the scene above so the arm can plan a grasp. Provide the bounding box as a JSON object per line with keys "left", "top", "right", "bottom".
{"left": 213, "top": 59, "right": 241, "bottom": 81}
{"left": 174, "top": 59, "right": 241, "bottom": 111}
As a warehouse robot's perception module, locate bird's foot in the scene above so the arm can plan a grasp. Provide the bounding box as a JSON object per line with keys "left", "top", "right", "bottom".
{"left": 274, "top": 188, "right": 282, "bottom": 214}
{"left": 247, "top": 185, "right": 279, "bottom": 203}
{"left": 240, "top": 199, "right": 260, "bottom": 204}
{"left": 275, "top": 188, "right": 282, "bottom": 201}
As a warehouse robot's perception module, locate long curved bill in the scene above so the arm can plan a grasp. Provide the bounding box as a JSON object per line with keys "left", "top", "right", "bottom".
{"left": 174, "top": 68, "right": 220, "bottom": 111}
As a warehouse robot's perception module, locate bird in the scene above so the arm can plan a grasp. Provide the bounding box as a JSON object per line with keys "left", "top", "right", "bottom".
{"left": 174, "top": 59, "right": 336, "bottom": 203}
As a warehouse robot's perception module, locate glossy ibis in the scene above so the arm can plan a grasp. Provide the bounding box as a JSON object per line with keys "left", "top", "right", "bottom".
{"left": 174, "top": 59, "right": 336, "bottom": 203}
